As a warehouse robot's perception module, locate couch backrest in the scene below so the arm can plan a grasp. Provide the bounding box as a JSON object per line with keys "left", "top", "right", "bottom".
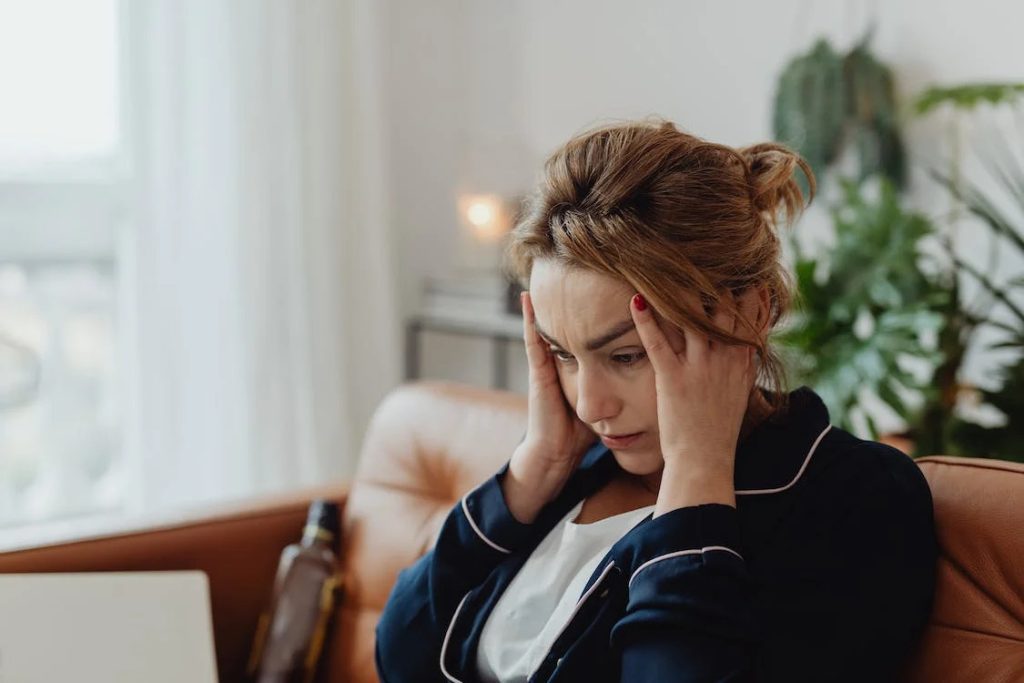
{"left": 901, "top": 456, "right": 1024, "bottom": 681}
{"left": 325, "top": 381, "right": 525, "bottom": 683}
{"left": 327, "top": 380, "right": 1024, "bottom": 683}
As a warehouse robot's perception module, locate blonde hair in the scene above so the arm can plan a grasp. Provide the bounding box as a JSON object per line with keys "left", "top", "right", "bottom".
{"left": 501, "top": 118, "right": 815, "bottom": 416}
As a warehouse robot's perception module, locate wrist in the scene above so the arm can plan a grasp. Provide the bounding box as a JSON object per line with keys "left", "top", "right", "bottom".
{"left": 654, "top": 459, "right": 736, "bottom": 517}
{"left": 500, "top": 462, "right": 551, "bottom": 525}
{"left": 510, "top": 444, "right": 571, "bottom": 495}
{"left": 661, "top": 451, "right": 734, "bottom": 477}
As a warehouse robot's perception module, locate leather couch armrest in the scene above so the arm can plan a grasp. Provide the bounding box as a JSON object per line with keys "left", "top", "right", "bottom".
{"left": 0, "top": 483, "right": 348, "bottom": 682}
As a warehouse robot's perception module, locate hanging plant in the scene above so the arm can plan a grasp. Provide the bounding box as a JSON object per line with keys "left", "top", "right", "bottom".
{"left": 772, "top": 38, "right": 846, "bottom": 195}
{"left": 773, "top": 30, "right": 905, "bottom": 192}
{"left": 844, "top": 34, "right": 906, "bottom": 187}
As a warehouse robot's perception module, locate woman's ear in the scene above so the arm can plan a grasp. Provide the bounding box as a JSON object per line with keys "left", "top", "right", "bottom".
{"left": 736, "top": 286, "right": 771, "bottom": 342}
{"left": 755, "top": 287, "right": 771, "bottom": 333}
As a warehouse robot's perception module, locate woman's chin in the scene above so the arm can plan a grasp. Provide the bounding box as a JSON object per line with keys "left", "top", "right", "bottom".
{"left": 611, "top": 450, "right": 663, "bottom": 477}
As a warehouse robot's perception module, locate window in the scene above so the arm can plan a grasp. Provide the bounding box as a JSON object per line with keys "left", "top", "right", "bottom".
{"left": 0, "top": 0, "right": 127, "bottom": 528}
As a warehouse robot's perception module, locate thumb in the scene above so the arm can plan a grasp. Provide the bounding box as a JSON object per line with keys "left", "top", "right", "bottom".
{"left": 629, "top": 293, "right": 679, "bottom": 376}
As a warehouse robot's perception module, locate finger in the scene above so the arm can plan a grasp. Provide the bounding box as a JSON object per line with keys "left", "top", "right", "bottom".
{"left": 678, "top": 290, "right": 709, "bottom": 365}
{"left": 661, "top": 316, "right": 686, "bottom": 356}
{"left": 521, "top": 292, "right": 552, "bottom": 374}
{"left": 629, "top": 293, "right": 680, "bottom": 375}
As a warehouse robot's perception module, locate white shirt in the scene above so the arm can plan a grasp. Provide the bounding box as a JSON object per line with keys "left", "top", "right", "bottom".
{"left": 476, "top": 498, "right": 656, "bottom": 682}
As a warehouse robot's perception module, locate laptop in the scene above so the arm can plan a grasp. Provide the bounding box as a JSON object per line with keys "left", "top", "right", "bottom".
{"left": 0, "top": 571, "right": 219, "bottom": 683}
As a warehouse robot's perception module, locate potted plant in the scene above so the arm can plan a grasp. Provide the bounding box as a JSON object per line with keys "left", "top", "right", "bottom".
{"left": 772, "top": 34, "right": 1024, "bottom": 461}
{"left": 911, "top": 83, "right": 1024, "bottom": 462}
{"left": 774, "top": 177, "right": 947, "bottom": 442}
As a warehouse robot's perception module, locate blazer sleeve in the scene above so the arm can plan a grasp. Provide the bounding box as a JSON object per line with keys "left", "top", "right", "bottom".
{"left": 609, "top": 443, "right": 938, "bottom": 683}
{"left": 374, "top": 460, "right": 536, "bottom": 683}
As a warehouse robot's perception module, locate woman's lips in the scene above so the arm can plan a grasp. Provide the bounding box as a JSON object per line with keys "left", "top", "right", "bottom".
{"left": 600, "top": 432, "right": 643, "bottom": 448}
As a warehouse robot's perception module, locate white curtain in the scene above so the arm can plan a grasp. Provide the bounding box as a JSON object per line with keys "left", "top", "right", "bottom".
{"left": 121, "top": 0, "right": 401, "bottom": 512}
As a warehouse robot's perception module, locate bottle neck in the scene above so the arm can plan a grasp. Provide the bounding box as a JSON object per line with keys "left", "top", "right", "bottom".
{"left": 301, "top": 524, "right": 335, "bottom": 549}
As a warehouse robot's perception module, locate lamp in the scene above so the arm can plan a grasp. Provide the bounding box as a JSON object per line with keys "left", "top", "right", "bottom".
{"left": 455, "top": 193, "right": 513, "bottom": 274}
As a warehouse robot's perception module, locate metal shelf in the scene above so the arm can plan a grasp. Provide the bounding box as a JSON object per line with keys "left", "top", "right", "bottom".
{"left": 405, "top": 308, "right": 524, "bottom": 390}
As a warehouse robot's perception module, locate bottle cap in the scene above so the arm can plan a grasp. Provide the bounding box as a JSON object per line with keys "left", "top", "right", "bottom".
{"left": 303, "top": 499, "right": 340, "bottom": 546}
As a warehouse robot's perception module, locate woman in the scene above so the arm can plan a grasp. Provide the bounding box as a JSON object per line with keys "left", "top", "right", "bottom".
{"left": 375, "top": 119, "right": 937, "bottom": 682}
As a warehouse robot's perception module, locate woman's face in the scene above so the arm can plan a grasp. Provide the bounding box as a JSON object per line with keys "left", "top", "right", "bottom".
{"left": 529, "top": 259, "right": 669, "bottom": 477}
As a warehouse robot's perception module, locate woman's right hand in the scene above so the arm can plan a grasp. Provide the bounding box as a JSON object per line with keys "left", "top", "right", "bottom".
{"left": 502, "top": 291, "right": 597, "bottom": 524}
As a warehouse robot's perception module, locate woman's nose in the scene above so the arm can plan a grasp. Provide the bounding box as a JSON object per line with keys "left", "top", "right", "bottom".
{"left": 573, "top": 366, "right": 620, "bottom": 426}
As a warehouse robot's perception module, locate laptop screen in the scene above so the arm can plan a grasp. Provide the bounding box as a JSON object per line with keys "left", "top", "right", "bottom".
{"left": 0, "top": 571, "right": 219, "bottom": 683}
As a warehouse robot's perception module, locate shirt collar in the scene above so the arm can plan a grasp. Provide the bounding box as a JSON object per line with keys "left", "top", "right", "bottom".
{"left": 734, "top": 385, "right": 833, "bottom": 495}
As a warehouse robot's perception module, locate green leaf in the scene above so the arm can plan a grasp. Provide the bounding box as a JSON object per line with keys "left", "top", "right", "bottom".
{"left": 952, "top": 256, "right": 1024, "bottom": 326}
{"left": 913, "top": 83, "right": 1024, "bottom": 115}
{"left": 778, "top": 176, "right": 950, "bottom": 434}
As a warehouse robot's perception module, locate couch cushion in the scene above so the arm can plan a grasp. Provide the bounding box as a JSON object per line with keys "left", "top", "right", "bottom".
{"left": 326, "top": 381, "right": 527, "bottom": 683}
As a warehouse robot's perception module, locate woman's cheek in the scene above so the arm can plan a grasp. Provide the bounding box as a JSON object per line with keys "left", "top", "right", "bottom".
{"left": 555, "top": 366, "right": 577, "bottom": 406}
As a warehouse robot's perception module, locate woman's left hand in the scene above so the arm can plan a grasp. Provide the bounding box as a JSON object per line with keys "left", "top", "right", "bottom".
{"left": 628, "top": 290, "right": 757, "bottom": 479}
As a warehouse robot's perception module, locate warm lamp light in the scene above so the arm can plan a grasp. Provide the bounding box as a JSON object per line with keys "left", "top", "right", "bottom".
{"left": 466, "top": 200, "right": 494, "bottom": 227}
{"left": 458, "top": 194, "right": 508, "bottom": 242}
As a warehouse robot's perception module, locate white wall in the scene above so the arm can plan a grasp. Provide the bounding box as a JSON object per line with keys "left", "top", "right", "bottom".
{"left": 381, "top": 0, "right": 1024, "bottom": 429}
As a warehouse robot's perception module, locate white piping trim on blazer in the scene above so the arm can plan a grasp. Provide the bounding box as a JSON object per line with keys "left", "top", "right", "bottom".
{"left": 440, "top": 591, "right": 471, "bottom": 682}
{"left": 442, "top": 423, "right": 835, "bottom": 681}
{"left": 628, "top": 546, "right": 743, "bottom": 588}
{"left": 627, "top": 423, "right": 833, "bottom": 589}
{"left": 736, "top": 423, "right": 833, "bottom": 496}
{"left": 538, "top": 561, "right": 618, "bottom": 673}
{"left": 462, "top": 494, "right": 512, "bottom": 554}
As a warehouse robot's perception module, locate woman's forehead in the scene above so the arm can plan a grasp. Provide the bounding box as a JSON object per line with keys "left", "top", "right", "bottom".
{"left": 530, "top": 263, "right": 637, "bottom": 347}
{"left": 529, "top": 260, "right": 631, "bottom": 300}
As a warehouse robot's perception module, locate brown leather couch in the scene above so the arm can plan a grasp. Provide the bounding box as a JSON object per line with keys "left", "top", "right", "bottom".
{"left": 1, "top": 380, "right": 1022, "bottom": 682}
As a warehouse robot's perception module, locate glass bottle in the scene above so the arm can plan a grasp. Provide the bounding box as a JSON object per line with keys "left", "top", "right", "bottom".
{"left": 247, "top": 499, "right": 343, "bottom": 683}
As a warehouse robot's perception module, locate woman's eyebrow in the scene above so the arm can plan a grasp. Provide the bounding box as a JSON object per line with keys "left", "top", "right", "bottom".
{"left": 534, "top": 319, "right": 637, "bottom": 352}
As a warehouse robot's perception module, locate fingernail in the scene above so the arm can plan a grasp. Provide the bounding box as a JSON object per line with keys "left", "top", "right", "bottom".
{"left": 632, "top": 294, "right": 647, "bottom": 311}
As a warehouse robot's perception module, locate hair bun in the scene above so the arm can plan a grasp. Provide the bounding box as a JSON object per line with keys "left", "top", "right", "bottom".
{"left": 740, "top": 143, "right": 815, "bottom": 224}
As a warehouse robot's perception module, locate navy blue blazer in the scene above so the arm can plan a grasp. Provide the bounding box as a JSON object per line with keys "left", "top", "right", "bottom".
{"left": 375, "top": 386, "right": 938, "bottom": 682}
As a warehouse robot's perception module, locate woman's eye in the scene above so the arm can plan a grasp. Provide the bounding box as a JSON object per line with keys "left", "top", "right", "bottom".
{"left": 613, "top": 352, "right": 646, "bottom": 366}
{"left": 551, "top": 349, "right": 574, "bottom": 363}
{"left": 549, "top": 349, "right": 646, "bottom": 367}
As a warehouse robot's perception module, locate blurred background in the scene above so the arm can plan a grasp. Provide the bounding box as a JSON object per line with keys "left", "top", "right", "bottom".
{"left": 0, "top": 0, "right": 1021, "bottom": 541}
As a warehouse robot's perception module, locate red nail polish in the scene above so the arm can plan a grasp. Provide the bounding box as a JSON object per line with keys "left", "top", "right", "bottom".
{"left": 632, "top": 294, "right": 647, "bottom": 311}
